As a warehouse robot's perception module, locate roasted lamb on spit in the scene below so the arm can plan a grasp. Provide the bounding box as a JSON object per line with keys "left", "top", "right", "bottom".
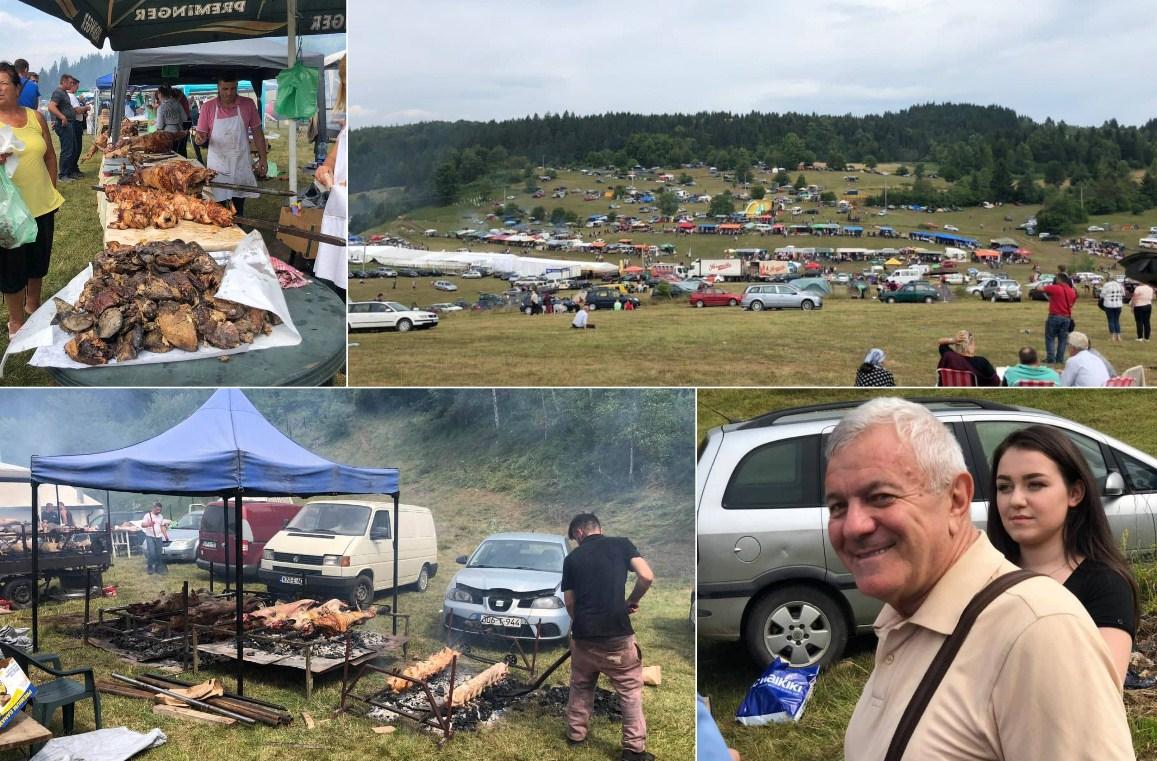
{"left": 244, "top": 598, "right": 377, "bottom": 637}
{"left": 104, "top": 129, "right": 185, "bottom": 158}
{"left": 130, "top": 161, "right": 218, "bottom": 194}
{"left": 81, "top": 121, "right": 140, "bottom": 163}
{"left": 53, "top": 239, "right": 281, "bottom": 365}
{"left": 104, "top": 184, "right": 235, "bottom": 229}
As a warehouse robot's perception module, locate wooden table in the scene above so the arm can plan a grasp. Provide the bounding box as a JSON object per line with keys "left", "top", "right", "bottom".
{"left": 44, "top": 280, "right": 346, "bottom": 387}
{"left": 0, "top": 712, "right": 51, "bottom": 753}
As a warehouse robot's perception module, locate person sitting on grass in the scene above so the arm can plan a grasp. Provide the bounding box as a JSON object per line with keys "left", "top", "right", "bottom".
{"left": 1002, "top": 346, "right": 1061, "bottom": 387}
{"left": 571, "top": 304, "right": 595, "bottom": 330}
{"left": 854, "top": 347, "right": 895, "bottom": 387}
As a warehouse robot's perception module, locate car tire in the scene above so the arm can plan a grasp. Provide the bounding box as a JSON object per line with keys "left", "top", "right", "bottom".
{"left": 589, "top": 303, "right": 597, "bottom": 311}
{"left": 695, "top": 301, "right": 705, "bottom": 308}
{"left": 800, "top": 300, "right": 814, "bottom": 310}
{"left": 750, "top": 300, "right": 765, "bottom": 311}
{"left": 352, "top": 574, "right": 374, "bottom": 609}
{"left": 415, "top": 564, "right": 430, "bottom": 593}
{"left": 924, "top": 296, "right": 934, "bottom": 304}
{"left": 728, "top": 299, "right": 738, "bottom": 306}
{"left": 977, "top": 291, "right": 985, "bottom": 299}
{"left": 396, "top": 319, "right": 413, "bottom": 333}
{"left": 886, "top": 297, "right": 896, "bottom": 304}
{"left": 744, "top": 585, "right": 848, "bottom": 669}
{"left": 3, "top": 578, "right": 32, "bottom": 609}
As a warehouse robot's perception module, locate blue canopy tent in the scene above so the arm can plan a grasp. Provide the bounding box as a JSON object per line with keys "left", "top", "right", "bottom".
{"left": 95, "top": 73, "right": 114, "bottom": 90}
{"left": 30, "top": 389, "right": 399, "bottom": 695}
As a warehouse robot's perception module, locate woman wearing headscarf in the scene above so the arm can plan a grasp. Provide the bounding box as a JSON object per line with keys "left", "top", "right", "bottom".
{"left": 0, "top": 60, "right": 64, "bottom": 336}
{"left": 854, "top": 348, "right": 895, "bottom": 386}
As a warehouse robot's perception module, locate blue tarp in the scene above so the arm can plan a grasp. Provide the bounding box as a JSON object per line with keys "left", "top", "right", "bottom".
{"left": 843, "top": 226, "right": 863, "bottom": 232}
{"left": 96, "top": 72, "right": 113, "bottom": 89}
{"left": 30, "top": 389, "right": 398, "bottom": 497}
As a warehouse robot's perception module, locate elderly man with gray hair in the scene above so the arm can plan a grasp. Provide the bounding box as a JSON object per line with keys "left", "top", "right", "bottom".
{"left": 1061, "top": 331, "right": 1115, "bottom": 387}
{"left": 824, "top": 397, "right": 1133, "bottom": 760}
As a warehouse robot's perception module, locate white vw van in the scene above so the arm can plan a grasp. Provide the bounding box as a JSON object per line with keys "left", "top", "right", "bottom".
{"left": 258, "top": 500, "right": 438, "bottom": 608}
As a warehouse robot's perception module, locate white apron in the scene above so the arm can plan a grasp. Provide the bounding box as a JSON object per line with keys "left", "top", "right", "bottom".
{"left": 314, "top": 126, "right": 347, "bottom": 289}
{"left": 206, "top": 103, "right": 258, "bottom": 202}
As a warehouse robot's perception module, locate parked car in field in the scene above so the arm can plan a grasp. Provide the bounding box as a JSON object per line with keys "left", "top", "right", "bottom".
{"left": 740, "top": 284, "right": 822, "bottom": 311}
{"left": 198, "top": 499, "right": 302, "bottom": 580}
{"left": 584, "top": 287, "right": 641, "bottom": 310}
{"left": 943, "top": 224, "right": 959, "bottom": 231}
{"left": 1028, "top": 274, "right": 1056, "bottom": 301}
{"left": 433, "top": 280, "right": 459, "bottom": 292}
{"left": 697, "top": 398, "right": 1157, "bottom": 667}
{"left": 347, "top": 302, "right": 439, "bottom": 332}
{"left": 429, "top": 303, "right": 464, "bottom": 313}
{"left": 162, "top": 510, "right": 204, "bottom": 562}
{"left": 978, "top": 278, "right": 1022, "bottom": 302}
{"left": 461, "top": 270, "right": 483, "bottom": 279}
{"left": 443, "top": 532, "right": 571, "bottom": 641}
{"left": 882, "top": 281, "right": 941, "bottom": 303}
{"left": 1088, "top": 225, "right": 1106, "bottom": 232}
{"left": 689, "top": 287, "right": 740, "bottom": 308}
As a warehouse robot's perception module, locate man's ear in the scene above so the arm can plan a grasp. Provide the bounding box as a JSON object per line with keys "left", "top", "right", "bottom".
{"left": 947, "top": 471, "right": 974, "bottom": 532}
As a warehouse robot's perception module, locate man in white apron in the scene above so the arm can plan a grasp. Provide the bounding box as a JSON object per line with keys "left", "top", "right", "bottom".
{"left": 193, "top": 75, "right": 268, "bottom": 216}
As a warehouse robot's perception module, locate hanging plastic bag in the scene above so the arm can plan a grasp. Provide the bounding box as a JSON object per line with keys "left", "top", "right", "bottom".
{"left": 0, "top": 171, "right": 37, "bottom": 250}
{"left": 275, "top": 60, "right": 319, "bottom": 120}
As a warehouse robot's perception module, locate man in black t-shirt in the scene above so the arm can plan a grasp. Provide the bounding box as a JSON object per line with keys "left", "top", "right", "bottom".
{"left": 560, "top": 513, "right": 655, "bottom": 761}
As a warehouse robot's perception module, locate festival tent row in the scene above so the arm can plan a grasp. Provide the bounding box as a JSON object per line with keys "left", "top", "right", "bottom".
{"left": 30, "top": 389, "right": 399, "bottom": 695}
{"left": 352, "top": 245, "right": 620, "bottom": 276}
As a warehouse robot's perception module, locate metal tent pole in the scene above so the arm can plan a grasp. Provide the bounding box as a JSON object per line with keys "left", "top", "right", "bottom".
{"left": 392, "top": 493, "right": 399, "bottom": 636}
{"left": 31, "top": 481, "right": 39, "bottom": 651}
{"left": 287, "top": 0, "right": 298, "bottom": 196}
{"left": 234, "top": 490, "right": 245, "bottom": 695}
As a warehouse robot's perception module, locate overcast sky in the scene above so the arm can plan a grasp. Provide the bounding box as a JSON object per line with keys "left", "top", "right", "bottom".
{"left": 351, "top": 0, "right": 1157, "bottom": 129}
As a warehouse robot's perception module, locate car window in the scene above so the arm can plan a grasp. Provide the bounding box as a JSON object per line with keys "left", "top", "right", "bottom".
{"left": 469, "top": 539, "right": 565, "bottom": 573}
{"left": 973, "top": 422, "right": 1109, "bottom": 485}
{"left": 370, "top": 509, "right": 392, "bottom": 538}
{"left": 1116, "top": 450, "right": 1157, "bottom": 493}
{"left": 349, "top": 303, "right": 369, "bottom": 314}
{"left": 722, "top": 435, "right": 820, "bottom": 509}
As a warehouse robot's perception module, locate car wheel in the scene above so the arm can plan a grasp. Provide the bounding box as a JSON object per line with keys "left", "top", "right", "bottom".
{"left": 800, "top": 300, "right": 814, "bottom": 311}
{"left": 750, "top": 300, "right": 765, "bottom": 311}
{"left": 352, "top": 574, "right": 374, "bottom": 608}
{"left": 924, "top": 296, "right": 934, "bottom": 304}
{"left": 396, "top": 319, "right": 413, "bottom": 333}
{"left": 977, "top": 291, "right": 985, "bottom": 299}
{"left": 744, "top": 585, "right": 848, "bottom": 669}
{"left": 589, "top": 303, "right": 597, "bottom": 311}
{"left": 886, "top": 297, "right": 896, "bottom": 304}
{"left": 695, "top": 301, "right": 705, "bottom": 308}
{"left": 728, "top": 299, "right": 738, "bottom": 306}
{"left": 3, "top": 578, "right": 32, "bottom": 609}
{"left": 415, "top": 564, "right": 430, "bottom": 593}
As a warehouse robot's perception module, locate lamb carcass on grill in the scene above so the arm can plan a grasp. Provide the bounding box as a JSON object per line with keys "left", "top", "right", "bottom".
{"left": 81, "top": 120, "right": 140, "bottom": 163}
{"left": 55, "top": 239, "right": 281, "bottom": 365}
{"left": 105, "top": 129, "right": 185, "bottom": 158}
{"left": 132, "top": 161, "right": 218, "bottom": 194}
{"left": 104, "top": 184, "right": 235, "bottom": 229}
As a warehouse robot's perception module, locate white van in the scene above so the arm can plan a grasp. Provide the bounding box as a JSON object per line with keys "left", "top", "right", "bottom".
{"left": 258, "top": 501, "right": 438, "bottom": 608}
{"left": 1140, "top": 237, "right": 1157, "bottom": 250}
{"left": 886, "top": 268, "right": 924, "bottom": 286}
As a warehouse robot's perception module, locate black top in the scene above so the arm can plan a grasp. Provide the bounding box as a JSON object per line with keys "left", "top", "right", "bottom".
{"left": 1064, "top": 559, "right": 1136, "bottom": 637}
{"left": 560, "top": 534, "right": 640, "bottom": 640}
{"left": 938, "top": 345, "right": 1000, "bottom": 386}
{"left": 855, "top": 365, "right": 896, "bottom": 387}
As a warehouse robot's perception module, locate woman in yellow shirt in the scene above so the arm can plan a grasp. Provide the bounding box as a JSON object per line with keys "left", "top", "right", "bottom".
{"left": 0, "top": 60, "right": 64, "bottom": 335}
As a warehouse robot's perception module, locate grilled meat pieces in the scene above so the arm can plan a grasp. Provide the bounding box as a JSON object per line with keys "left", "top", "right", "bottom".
{"left": 104, "top": 129, "right": 185, "bottom": 158}
{"left": 134, "top": 162, "right": 217, "bottom": 194}
{"left": 104, "top": 184, "right": 235, "bottom": 230}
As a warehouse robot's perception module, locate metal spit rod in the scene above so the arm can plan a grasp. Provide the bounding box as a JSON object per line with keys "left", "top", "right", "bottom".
{"left": 110, "top": 673, "right": 257, "bottom": 725}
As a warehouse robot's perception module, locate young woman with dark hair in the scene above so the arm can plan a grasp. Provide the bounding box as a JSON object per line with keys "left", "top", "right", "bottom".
{"left": 988, "top": 424, "right": 1139, "bottom": 684}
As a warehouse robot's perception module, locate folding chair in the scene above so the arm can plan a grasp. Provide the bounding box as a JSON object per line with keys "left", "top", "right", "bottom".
{"left": 1105, "top": 376, "right": 1136, "bottom": 387}
{"left": 1013, "top": 379, "right": 1056, "bottom": 387}
{"left": 937, "top": 368, "right": 977, "bottom": 387}
{"left": 1122, "top": 365, "right": 1146, "bottom": 387}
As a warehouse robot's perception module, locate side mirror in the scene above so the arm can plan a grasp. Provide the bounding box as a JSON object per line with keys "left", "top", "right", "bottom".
{"left": 456, "top": 555, "right": 468, "bottom": 565}
{"left": 1104, "top": 471, "right": 1126, "bottom": 497}
{"left": 283, "top": 519, "right": 290, "bottom": 528}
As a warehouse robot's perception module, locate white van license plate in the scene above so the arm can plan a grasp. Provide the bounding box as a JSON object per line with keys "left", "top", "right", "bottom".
{"left": 480, "top": 615, "right": 523, "bottom": 628}
{"left": 279, "top": 575, "right": 304, "bottom": 586}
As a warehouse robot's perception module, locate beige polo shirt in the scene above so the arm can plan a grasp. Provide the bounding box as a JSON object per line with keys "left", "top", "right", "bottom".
{"left": 844, "top": 533, "right": 1134, "bottom": 761}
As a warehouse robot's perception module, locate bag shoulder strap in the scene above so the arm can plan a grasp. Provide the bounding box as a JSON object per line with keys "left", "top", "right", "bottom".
{"left": 883, "top": 568, "right": 1039, "bottom": 761}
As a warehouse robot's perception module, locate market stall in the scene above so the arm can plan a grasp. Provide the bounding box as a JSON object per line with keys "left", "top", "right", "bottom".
{"left": 30, "top": 389, "right": 401, "bottom": 695}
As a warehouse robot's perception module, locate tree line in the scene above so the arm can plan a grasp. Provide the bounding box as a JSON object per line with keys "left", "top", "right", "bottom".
{"left": 351, "top": 104, "right": 1157, "bottom": 235}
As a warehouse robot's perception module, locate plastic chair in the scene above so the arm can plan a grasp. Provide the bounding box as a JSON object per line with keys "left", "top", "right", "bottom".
{"left": 937, "top": 368, "right": 977, "bottom": 387}
{"left": 1105, "top": 376, "right": 1136, "bottom": 387}
{"left": 1123, "top": 365, "right": 1146, "bottom": 387}
{"left": 1013, "top": 379, "right": 1057, "bottom": 387}
{"left": 0, "top": 642, "right": 101, "bottom": 737}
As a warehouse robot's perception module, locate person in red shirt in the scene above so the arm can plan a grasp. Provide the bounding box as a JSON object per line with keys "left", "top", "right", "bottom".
{"left": 1042, "top": 270, "right": 1078, "bottom": 363}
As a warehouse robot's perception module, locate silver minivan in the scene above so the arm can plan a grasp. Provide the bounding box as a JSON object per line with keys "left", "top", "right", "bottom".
{"left": 741, "top": 284, "right": 822, "bottom": 311}
{"left": 697, "top": 398, "right": 1157, "bottom": 668}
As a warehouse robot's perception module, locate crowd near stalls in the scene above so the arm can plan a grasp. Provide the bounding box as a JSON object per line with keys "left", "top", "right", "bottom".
{"left": 0, "top": 17, "right": 347, "bottom": 386}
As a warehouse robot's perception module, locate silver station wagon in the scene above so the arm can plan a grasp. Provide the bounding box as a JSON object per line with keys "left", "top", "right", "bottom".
{"left": 697, "top": 398, "right": 1157, "bottom": 668}
{"left": 740, "top": 284, "right": 823, "bottom": 311}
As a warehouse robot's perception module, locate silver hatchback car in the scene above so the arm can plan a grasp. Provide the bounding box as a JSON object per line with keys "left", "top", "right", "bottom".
{"left": 741, "top": 284, "right": 823, "bottom": 311}
{"left": 697, "top": 398, "right": 1157, "bottom": 668}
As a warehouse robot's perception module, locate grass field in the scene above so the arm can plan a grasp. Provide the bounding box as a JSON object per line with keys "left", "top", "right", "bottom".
{"left": 18, "top": 540, "right": 693, "bottom": 759}
{"left": 352, "top": 165, "right": 1157, "bottom": 387}
{"left": 695, "top": 388, "right": 1157, "bottom": 760}
{"left": 0, "top": 127, "right": 325, "bottom": 386}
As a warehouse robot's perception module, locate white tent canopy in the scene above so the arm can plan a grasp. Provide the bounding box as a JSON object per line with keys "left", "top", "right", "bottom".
{"left": 350, "top": 245, "right": 619, "bottom": 276}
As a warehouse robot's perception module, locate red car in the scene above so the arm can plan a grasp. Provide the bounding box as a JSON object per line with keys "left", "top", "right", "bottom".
{"left": 689, "top": 287, "right": 740, "bottom": 308}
